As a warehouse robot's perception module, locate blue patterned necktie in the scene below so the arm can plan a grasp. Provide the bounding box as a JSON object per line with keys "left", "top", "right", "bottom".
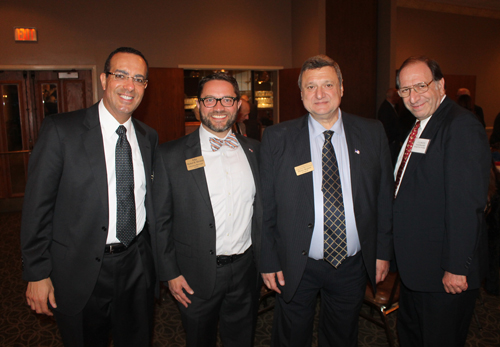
{"left": 322, "top": 130, "right": 347, "bottom": 268}
{"left": 115, "top": 125, "right": 136, "bottom": 246}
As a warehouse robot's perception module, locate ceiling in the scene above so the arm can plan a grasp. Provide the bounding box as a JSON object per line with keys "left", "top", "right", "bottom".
{"left": 425, "top": 0, "right": 500, "bottom": 11}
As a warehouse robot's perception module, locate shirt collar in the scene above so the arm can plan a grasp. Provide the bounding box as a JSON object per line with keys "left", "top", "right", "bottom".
{"left": 98, "top": 100, "right": 133, "bottom": 139}
{"left": 308, "top": 109, "right": 344, "bottom": 140}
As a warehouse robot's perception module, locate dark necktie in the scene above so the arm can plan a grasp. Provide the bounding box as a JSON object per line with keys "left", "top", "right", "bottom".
{"left": 322, "top": 130, "right": 347, "bottom": 268}
{"left": 394, "top": 121, "right": 420, "bottom": 198}
{"left": 209, "top": 133, "right": 239, "bottom": 151}
{"left": 115, "top": 125, "right": 136, "bottom": 246}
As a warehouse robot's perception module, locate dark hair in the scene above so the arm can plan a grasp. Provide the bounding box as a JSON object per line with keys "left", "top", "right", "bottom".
{"left": 298, "top": 55, "right": 342, "bottom": 89}
{"left": 396, "top": 56, "right": 443, "bottom": 89}
{"left": 103, "top": 47, "right": 149, "bottom": 78}
{"left": 197, "top": 72, "right": 240, "bottom": 100}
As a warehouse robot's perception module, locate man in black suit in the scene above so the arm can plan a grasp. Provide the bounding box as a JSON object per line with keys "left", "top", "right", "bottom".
{"left": 394, "top": 56, "right": 490, "bottom": 346}
{"left": 377, "top": 88, "right": 401, "bottom": 165}
{"left": 260, "top": 55, "right": 393, "bottom": 346}
{"left": 457, "top": 87, "right": 486, "bottom": 127}
{"left": 21, "top": 47, "right": 158, "bottom": 346}
{"left": 154, "top": 73, "right": 261, "bottom": 347}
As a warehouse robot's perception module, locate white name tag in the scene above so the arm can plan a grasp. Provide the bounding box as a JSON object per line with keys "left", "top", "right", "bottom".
{"left": 412, "top": 138, "right": 430, "bottom": 154}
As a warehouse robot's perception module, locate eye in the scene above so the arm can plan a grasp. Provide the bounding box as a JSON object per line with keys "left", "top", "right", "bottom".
{"left": 134, "top": 77, "right": 145, "bottom": 84}
{"left": 115, "top": 73, "right": 126, "bottom": 80}
{"left": 415, "top": 83, "right": 427, "bottom": 90}
{"left": 306, "top": 85, "right": 315, "bottom": 90}
{"left": 325, "top": 84, "right": 334, "bottom": 89}
{"left": 222, "top": 97, "right": 233, "bottom": 103}
{"left": 205, "top": 97, "right": 215, "bottom": 103}
{"left": 400, "top": 88, "right": 410, "bottom": 94}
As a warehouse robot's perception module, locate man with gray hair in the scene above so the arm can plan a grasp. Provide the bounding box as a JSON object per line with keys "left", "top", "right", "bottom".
{"left": 260, "top": 55, "right": 393, "bottom": 346}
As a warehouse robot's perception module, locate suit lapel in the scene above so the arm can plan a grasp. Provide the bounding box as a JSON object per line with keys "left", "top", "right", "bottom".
{"left": 185, "top": 129, "right": 213, "bottom": 210}
{"left": 292, "top": 116, "right": 314, "bottom": 207}
{"left": 133, "top": 119, "right": 152, "bottom": 185}
{"left": 236, "top": 135, "right": 260, "bottom": 193}
{"left": 342, "top": 113, "right": 361, "bottom": 200}
{"left": 399, "top": 97, "right": 450, "bottom": 192}
{"left": 81, "top": 104, "right": 108, "bottom": 212}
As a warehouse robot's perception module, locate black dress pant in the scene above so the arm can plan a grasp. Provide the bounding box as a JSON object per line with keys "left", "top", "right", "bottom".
{"left": 53, "top": 239, "right": 155, "bottom": 347}
{"left": 178, "top": 250, "right": 259, "bottom": 347}
{"left": 398, "top": 282, "right": 478, "bottom": 347}
{"left": 272, "top": 252, "right": 367, "bottom": 347}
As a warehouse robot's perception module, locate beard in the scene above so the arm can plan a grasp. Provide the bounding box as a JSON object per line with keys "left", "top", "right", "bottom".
{"left": 199, "top": 109, "right": 237, "bottom": 134}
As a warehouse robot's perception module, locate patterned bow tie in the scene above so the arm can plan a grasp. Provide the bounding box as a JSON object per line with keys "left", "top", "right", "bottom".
{"left": 209, "top": 133, "right": 239, "bottom": 151}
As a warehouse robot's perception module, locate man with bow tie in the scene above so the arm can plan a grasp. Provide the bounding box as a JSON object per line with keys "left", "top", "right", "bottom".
{"left": 153, "top": 72, "right": 262, "bottom": 347}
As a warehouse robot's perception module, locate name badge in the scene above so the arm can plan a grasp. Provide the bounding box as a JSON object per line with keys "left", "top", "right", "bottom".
{"left": 185, "top": 156, "right": 206, "bottom": 171}
{"left": 412, "top": 138, "right": 430, "bottom": 154}
{"left": 295, "top": 162, "right": 314, "bottom": 176}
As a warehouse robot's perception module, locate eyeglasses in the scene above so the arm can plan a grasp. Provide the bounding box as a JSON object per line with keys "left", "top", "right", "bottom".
{"left": 107, "top": 72, "right": 148, "bottom": 87}
{"left": 198, "top": 96, "right": 237, "bottom": 108}
{"left": 398, "top": 80, "right": 434, "bottom": 98}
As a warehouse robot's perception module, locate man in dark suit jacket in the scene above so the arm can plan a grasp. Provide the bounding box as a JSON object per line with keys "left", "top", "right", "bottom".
{"left": 394, "top": 56, "right": 490, "bottom": 347}
{"left": 21, "top": 47, "right": 158, "bottom": 346}
{"left": 457, "top": 87, "right": 486, "bottom": 127}
{"left": 154, "top": 73, "right": 262, "bottom": 347}
{"left": 377, "top": 88, "right": 401, "bottom": 165}
{"left": 260, "top": 55, "right": 393, "bottom": 346}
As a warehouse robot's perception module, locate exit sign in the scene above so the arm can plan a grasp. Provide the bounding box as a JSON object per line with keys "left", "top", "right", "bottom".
{"left": 14, "top": 27, "right": 37, "bottom": 42}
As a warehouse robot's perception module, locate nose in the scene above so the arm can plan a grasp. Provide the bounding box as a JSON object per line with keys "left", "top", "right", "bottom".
{"left": 123, "top": 77, "right": 135, "bottom": 91}
{"left": 315, "top": 87, "right": 324, "bottom": 99}
{"left": 213, "top": 99, "right": 225, "bottom": 111}
{"left": 409, "top": 89, "right": 420, "bottom": 104}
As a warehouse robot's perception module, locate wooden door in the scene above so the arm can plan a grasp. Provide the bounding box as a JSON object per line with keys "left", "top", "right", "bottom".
{"left": 0, "top": 70, "right": 92, "bottom": 199}
{"left": 133, "top": 68, "right": 185, "bottom": 144}
{"left": 278, "top": 68, "right": 306, "bottom": 123}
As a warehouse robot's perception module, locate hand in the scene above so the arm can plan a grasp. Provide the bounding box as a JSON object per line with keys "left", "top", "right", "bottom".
{"left": 375, "top": 259, "right": 390, "bottom": 284}
{"left": 442, "top": 271, "right": 468, "bottom": 294}
{"left": 262, "top": 271, "right": 285, "bottom": 294}
{"left": 168, "top": 275, "right": 194, "bottom": 308}
{"left": 26, "top": 278, "right": 57, "bottom": 316}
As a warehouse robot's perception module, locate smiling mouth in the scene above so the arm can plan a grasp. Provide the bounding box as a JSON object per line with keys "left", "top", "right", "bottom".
{"left": 120, "top": 94, "right": 133, "bottom": 101}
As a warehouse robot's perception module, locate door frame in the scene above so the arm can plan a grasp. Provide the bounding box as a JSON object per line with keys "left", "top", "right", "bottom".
{"left": 0, "top": 64, "right": 99, "bottom": 104}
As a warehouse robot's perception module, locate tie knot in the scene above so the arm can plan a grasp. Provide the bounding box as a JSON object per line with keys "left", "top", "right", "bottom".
{"left": 323, "top": 130, "right": 334, "bottom": 142}
{"left": 116, "top": 125, "right": 127, "bottom": 136}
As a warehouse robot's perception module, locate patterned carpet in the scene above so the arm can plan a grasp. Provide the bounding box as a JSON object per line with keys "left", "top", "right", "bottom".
{"left": 1, "top": 212, "right": 499, "bottom": 346}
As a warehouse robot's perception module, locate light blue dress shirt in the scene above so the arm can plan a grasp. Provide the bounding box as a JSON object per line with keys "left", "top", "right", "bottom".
{"left": 308, "top": 111, "right": 361, "bottom": 260}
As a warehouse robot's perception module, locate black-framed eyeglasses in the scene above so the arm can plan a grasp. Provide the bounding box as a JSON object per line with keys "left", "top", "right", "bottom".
{"left": 107, "top": 72, "right": 148, "bottom": 87}
{"left": 198, "top": 96, "right": 237, "bottom": 108}
{"left": 398, "top": 80, "right": 434, "bottom": 98}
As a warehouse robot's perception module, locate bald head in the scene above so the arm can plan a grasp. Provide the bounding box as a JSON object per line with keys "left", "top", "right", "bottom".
{"left": 237, "top": 99, "right": 250, "bottom": 122}
{"left": 457, "top": 88, "right": 470, "bottom": 97}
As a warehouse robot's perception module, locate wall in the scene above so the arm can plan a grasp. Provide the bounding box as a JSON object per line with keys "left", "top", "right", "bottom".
{"left": 396, "top": 7, "right": 500, "bottom": 126}
{"left": 0, "top": 0, "right": 293, "bottom": 98}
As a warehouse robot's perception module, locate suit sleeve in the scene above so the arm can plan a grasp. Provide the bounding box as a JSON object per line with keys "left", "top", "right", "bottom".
{"left": 375, "top": 121, "right": 394, "bottom": 261}
{"left": 21, "top": 116, "right": 63, "bottom": 281}
{"left": 442, "top": 114, "right": 490, "bottom": 275}
{"left": 259, "top": 128, "right": 282, "bottom": 273}
{"left": 153, "top": 147, "right": 181, "bottom": 281}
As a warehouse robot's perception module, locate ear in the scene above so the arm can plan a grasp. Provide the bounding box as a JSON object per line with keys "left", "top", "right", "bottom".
{"left": 100, "top": 73, "right": 107, "bottom": 91}
{"left": 437, "top": 78, "right": 445, "bottom": 96}
{"left": 195, "top": 99, "right": 200, "bottom": 109}
{"left": 300, "top": 89, "right": 304, "bottom": 100}
{"left": 340, "top": 83, "right": 344, "bottom": 97}
{"left": 237, "top": 99, "right": 242, "bottom": 110}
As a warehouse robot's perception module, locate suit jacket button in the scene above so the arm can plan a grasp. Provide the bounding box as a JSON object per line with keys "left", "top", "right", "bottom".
{"left": 209, "top": 250, "right": 214, "bottom": 255}
{"left": 308, "top": 223, "right": 313, "bottom": 228}
{"left": 302, "top": 250, "right": 308, "bottom": 256}
{"left": 102, "top": 226, "right": 107, "bottom": 232}
{"left": 209, "top": 223, "right": 214, "bottom": 228}
{"left": 95, "top": 257, "right": 101, "bottom": 262}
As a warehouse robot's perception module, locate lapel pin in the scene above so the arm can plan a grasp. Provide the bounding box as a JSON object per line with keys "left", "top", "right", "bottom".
{"left": 249, "top": 148, "right": 253, "bottom": 153}
{"left": 355, "top": 149, "right": 360, "bottom": 155}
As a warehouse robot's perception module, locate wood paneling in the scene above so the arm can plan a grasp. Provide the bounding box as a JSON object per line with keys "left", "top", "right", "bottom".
{"left": 325, "top": 1, "right": 378, "bottom": 118}
{"left": 133, "top": 68, "right": 185, "bottom": 144}
{"left": 278, "top": 68, "right": 306, "bottom": 123}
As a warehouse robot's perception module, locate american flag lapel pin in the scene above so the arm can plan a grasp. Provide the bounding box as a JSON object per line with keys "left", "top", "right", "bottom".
{"left": 249, "top": 148, "right": 254, "bottom": 153}
{"left": 355, "top": 149, "right": 360, "bottom": 155}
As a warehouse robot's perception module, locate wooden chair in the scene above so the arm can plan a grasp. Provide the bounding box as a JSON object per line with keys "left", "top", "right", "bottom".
{"left": 359, "top": 272, "right": 400, "bottom": 347}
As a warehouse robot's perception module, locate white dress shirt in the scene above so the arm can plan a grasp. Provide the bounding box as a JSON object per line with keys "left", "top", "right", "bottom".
{"left": 99, "top": 101, "right": 146, "bottom": 244}
{"left": 308, "top": 111, "right": 361, "bottom": 260}
{"left": 199, "top": 125, "right": 255, "bottom": 256}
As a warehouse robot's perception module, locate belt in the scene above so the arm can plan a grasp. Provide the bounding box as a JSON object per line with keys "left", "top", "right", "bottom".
{"left": 216, "top": 247, "right": 251, "bottom": 266}
{"left": 104, "top": 234, "right": 139, "bottom": 255}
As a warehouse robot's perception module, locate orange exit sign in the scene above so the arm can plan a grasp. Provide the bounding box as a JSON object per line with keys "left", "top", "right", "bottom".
{"left": 14, "top": 27, "right": 37, "bottom": 42}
